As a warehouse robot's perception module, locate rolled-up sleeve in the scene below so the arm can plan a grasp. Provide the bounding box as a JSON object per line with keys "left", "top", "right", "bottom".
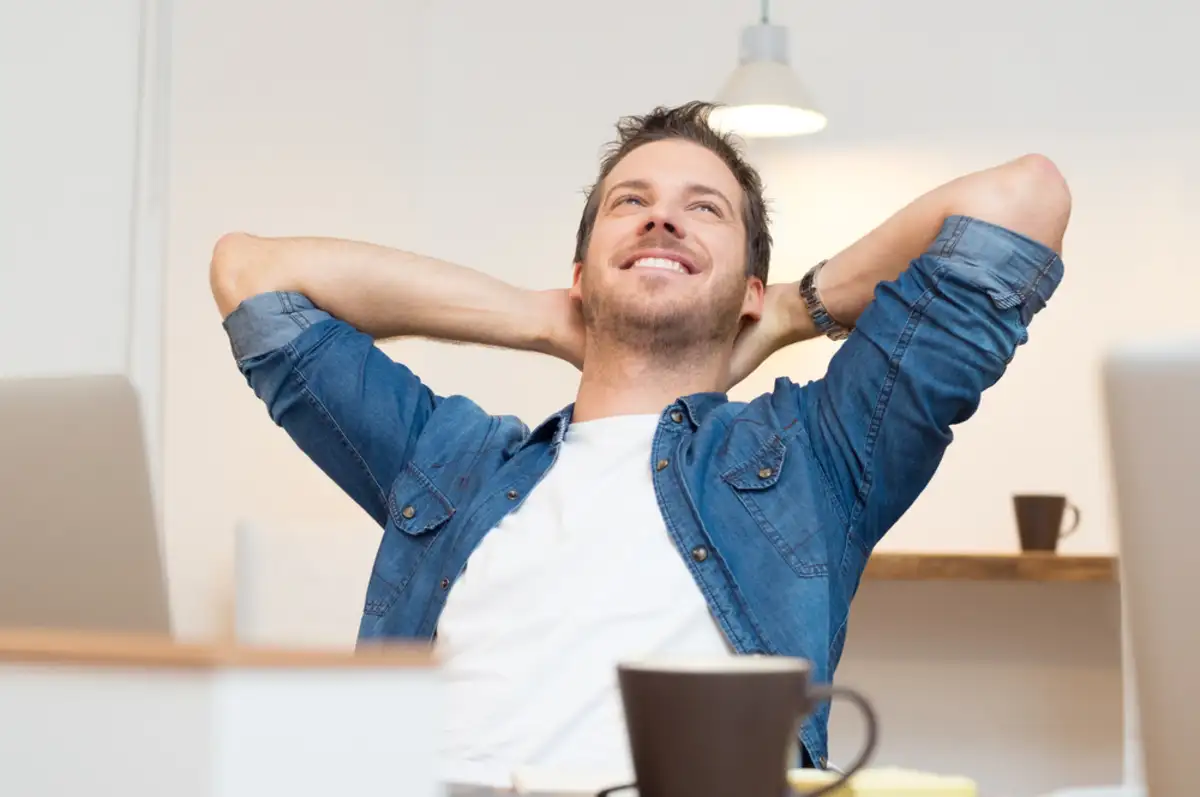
{"left": 787, "top": 215, "right": 1065, "bottom": 551}
{"left": 223, "top": 290, "right": 336, "bottom": 362}
{"left": 222, "top": 291, "right": 440, "bottom": 527}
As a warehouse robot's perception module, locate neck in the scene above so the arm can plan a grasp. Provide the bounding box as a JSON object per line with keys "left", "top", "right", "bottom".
{"left": 572, "top": 341, "right": 728, "bottom": 423}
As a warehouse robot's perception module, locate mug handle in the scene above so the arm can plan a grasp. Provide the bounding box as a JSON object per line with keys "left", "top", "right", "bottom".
{"left": 1059, "top": 502, "right": 1081, "bottom": 538}
{"left": 790, "top": 684, "right": 879, "bottom": 797}
{"left": 595, "top": 684, "right": 880, "bottom": 797}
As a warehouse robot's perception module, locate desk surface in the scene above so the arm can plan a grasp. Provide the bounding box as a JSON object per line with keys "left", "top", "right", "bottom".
{"left": 0, "top": 627, "right": 435, "bottom": 669}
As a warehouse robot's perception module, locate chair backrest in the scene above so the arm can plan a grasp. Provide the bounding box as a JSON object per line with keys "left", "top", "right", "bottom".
{"left": 234, "top": 519, "right": 381, "bottom": 649}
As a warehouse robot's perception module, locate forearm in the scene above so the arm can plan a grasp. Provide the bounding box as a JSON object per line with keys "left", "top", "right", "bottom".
{"left": 802, "top": 154, "right": 1070, "bottom": 333}
{"left": 209, "top": 233, "right": 552, "bottom": 354}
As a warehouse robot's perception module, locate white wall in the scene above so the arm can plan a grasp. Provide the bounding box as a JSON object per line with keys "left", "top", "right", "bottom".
{"left": 0, "top": 0, "right": 141, "bottom": 378}
{"left": 0, "top": 0, "right": 168, "bottom": 482}
{"left": 164, "top": 0, "right": 428, "bottom": 639}
{"left": 833, "top": 580, "right": 1124, "bottom": 795}
{"left": 164, "top": 0, "right": 1200, "bottom": 792}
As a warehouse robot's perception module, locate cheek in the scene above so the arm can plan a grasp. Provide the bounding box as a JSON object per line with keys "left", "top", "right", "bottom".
{"left": 585, "top": 229, "right": 618, "bottom": 268}
{"left": 724, "top": 232, "right": 749, "bottom": 274}
{"left": 698, "top": 228, "right": 746, "bottom": 274}
{"left": 588, "top": 215, "right": 644, "bottom": 265}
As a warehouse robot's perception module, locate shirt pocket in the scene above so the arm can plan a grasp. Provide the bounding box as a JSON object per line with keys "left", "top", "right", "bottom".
{"left": 721, "top": 434, "right": 827, "bottom": 579}
{"left": 362, "top": 463, "right": 456, "bottom": 616}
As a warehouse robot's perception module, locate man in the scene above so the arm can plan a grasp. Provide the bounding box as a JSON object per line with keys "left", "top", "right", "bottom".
{"left": 211, "top": 101, "right": 1070, "bottom": 786}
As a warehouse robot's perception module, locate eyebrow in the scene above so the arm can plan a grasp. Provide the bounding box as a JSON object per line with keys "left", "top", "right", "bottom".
{"left": 603, "top": 179, "right": 737, "bottom": 216}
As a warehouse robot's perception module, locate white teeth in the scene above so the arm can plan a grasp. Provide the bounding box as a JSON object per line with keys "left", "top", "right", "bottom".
{"left": 631, "top": 257, "right": 688, "bottom": 274}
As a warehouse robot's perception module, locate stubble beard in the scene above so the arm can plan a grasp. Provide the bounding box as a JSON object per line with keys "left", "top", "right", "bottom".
{"left": 580, "top": 269, "right": 746, "bottom": 364}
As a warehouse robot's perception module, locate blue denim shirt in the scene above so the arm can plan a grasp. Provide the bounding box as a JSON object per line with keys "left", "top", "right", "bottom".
{"left": 222, "top": 215, "right": 1063, "bottom": 768}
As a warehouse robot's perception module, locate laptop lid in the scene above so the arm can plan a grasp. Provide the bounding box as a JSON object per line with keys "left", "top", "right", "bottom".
{"left": 0, "top": 374, "right": 170, "bottom": 635}
{"left": 1102, "top": 338, "right": 1200, "bottom": 796}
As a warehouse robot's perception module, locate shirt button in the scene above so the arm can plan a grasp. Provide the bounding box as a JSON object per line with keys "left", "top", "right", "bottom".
{"left": 401, "top": 505, "right": 416, "bottom": 519}
{"left": 670, "top": 410, "right": 683, "bottom": 423}
{"left": 758, "top": 466, "right": 774, "bottom": 479}
{"left": 506, "top": 489, "right": 519, "bottom": 500}
{"left": 440, "top": 577, "right": 450, "bottom": 589}
{"left": 656, "top": 458, "right": 670, "bottom": 471}
{"left": 691, "top": 546, "right": 709, "bottom": 562}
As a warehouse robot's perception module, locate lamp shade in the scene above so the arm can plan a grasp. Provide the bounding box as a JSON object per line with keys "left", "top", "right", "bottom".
{"left": 709, "top": 23, "right": 827, "bottom": 138}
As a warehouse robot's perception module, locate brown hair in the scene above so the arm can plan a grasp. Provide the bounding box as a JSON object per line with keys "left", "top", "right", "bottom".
{"left": 573, "top": 101, "right": 772, "bottom": 283}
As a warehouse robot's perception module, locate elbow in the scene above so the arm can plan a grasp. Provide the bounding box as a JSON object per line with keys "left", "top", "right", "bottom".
{"left": 209, "top": 232, "right": 268, "bottom": 318}
{"left": 1010, "top": 153, "right": 1072, "bottom": 226}
{"left": 960, "top": 153, "right": 1072, "bottom": 254}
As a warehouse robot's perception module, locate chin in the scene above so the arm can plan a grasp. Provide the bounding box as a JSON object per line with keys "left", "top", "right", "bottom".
{"left": 613, "top": 295, "right": 693, "bottom": 326}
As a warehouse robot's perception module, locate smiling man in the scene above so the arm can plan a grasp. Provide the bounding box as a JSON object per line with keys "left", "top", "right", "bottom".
{"left": 211, "top": 101, "right": 1070, "bottom": 787}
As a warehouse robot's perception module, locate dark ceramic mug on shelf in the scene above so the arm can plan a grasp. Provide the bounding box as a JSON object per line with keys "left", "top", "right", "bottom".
{"left": 1013, "top": 494, "right": 1081, "bottom": 552}
{"left": 595, "top": 656, "right": 878, "bottom": 797}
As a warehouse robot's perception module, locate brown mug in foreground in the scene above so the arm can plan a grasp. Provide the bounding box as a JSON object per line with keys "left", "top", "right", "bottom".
{"left": 596, "top": 657, "right": 878, "bottom": 797}
{"left": 1013, "top": 494, "right": 1081, "bottom": 552}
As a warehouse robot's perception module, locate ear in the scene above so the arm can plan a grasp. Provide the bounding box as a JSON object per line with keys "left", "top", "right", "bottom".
{"left": 568, "top": 262, "right": 584, "bottom": 301}
{"left": 740, "top": 276, "right": 765, "bottom": 323}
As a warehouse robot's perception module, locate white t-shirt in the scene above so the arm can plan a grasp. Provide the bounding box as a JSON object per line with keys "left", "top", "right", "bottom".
{"left": 435, "top": 413, "right": 734, "bottom": 788}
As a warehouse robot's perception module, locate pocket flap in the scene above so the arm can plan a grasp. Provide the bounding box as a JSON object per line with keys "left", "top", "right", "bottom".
{"left": 721, "top": 435, "right": 787, "bottom": 491}
{"left": 388, "top": 465, "right": 454, "bottom": 534}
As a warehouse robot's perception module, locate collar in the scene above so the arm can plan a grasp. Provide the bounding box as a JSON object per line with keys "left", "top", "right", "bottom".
{"left": 519, "top": 404, "right": 574, "bottom": 452}
{"left": 676, "top": 391, "right": 729, "bottom": 426}
{"left": 517, "top": 391, "right": 730, "bottom": 452}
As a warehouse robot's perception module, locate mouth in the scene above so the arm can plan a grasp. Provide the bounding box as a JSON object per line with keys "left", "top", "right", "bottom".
{"left": 620, "top": 249, "right": 697, "bottom": 276}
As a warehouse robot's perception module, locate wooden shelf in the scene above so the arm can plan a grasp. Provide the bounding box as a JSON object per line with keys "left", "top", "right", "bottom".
{"left": 863, "top": 552, "right": 1118, "bottom": 583}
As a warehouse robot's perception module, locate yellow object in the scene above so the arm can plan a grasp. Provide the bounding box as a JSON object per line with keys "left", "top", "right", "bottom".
{"left": 787, "top": 767, "right": 978, "bottom": 797}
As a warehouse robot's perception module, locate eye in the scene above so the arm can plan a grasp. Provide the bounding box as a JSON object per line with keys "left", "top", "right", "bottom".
{"left": 692, "top": 201, "right": 721, "bottom": 216}
{"left": 615, "top": 194, "right": 646, "bottom": 208}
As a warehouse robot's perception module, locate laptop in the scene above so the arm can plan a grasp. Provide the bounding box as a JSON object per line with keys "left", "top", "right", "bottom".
{"left": 1102, "top": 337, "right": 1200, "bottom": 797}
{"left": 0, "top": 373, "right": 171, "bottom": 635}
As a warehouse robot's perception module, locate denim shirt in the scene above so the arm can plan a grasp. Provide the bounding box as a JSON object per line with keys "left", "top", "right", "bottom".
{"left": 222, "top": 215, "right": 1063, "bottom": 768}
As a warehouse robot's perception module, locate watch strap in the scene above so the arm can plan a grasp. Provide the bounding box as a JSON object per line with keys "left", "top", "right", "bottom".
{"left": 799, "top": 260, "right": 852, "bottom": 341}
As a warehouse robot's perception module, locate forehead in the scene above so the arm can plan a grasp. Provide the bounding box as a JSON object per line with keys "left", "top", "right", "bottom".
{"left": 603, "top": 139, "right": 743, "bottom": 203}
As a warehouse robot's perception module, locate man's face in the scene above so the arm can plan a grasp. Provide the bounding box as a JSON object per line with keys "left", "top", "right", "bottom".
{"left": 570, "top": 139, "right": 764, "bottom": 358}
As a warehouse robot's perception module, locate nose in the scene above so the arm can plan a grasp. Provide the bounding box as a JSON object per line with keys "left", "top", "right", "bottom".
{"left": 641, "top": 216, "right": 684, "bottom": 239}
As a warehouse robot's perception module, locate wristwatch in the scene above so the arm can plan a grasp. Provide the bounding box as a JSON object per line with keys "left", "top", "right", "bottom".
{"left": 799, "top": 259, "right": 853, "bottom": 341}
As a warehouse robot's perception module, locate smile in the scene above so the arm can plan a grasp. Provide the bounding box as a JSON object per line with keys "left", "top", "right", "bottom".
{"left": 630, "top": 256, "right": 690, "bottom": 275}
{"left": 620, "top": 245, "right": 699, "bottom": 275}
